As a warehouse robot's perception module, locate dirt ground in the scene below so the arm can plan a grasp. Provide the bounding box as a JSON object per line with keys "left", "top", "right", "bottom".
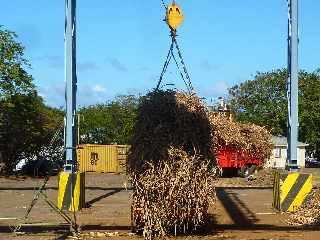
{"left": 0, "top": 169, "right": 319, "bottom": 240}
{"left": 216, "top": 167, "right": 320, "bottom": 187}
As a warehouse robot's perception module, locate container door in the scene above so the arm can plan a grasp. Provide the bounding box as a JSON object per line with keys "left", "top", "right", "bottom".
{"left": 101, "top": 146, "right": 118, "bottom": 173}
{"left": 117, "top": 145, "right": 130, "bottom": 174}
{"left": 77, "top": 145, "right": 100, "bottom": 172}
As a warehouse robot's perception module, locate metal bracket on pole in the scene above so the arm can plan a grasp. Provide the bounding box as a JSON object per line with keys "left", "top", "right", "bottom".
{"left": 64, "top": 0, "right": 77, "bottom": 173}
{"left": 287, "top": 0, "right": 299, "bottom": 171}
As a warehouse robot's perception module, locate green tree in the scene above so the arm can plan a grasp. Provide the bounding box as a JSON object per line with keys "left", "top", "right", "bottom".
{"left": 298, "top": 70, "right": 320, "bottom": 157}
{"left": 0, "top": 26, "right": 34, "bottom": 97}
{"left": 0, "top": 92, "right": 64, "bottom": 175}
{"left": 228, "top": 69, "right": 288, "bottom": 135}
{"left": 78, "top": 95, "right": 139, "bottom": 145}
{"left": 0, "top": 26, "right": 63, "bottom": 174}
{"left": 1, "top": 93, "right": 41, "bottom": 173}
{"left": 228, "top": 69, "right": 320, "bottom": 157}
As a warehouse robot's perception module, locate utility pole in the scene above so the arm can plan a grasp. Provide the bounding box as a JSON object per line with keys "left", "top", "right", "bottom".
{"left": 64, "top": 0, "right": 77, "bottom": 173}
{"left": 287, "top": 0, "right": 299, "bottom": 170}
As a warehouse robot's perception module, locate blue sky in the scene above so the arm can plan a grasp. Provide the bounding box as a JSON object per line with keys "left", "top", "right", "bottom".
{"left": 2, "top": 0, "right": 320, "bottom": 107}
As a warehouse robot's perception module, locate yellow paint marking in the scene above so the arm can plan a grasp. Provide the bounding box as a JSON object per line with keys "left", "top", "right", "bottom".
{"left": 280, "top": 173, "right": 299, "bottom": 204}
{"left": 58, "top": 172, "right": 69, "bottom": 209}
{"left": 58, "top": 172, "right": 85, "bottom": 211}
{"left": 288, "top": 175, "right": 313, "bottom": 212}
{"left": 70, "top": 175, "right": 80, "bottom": 211}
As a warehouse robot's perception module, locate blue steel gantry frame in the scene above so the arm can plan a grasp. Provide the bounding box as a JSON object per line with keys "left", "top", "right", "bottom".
{"left": 64, "top": 0, "right": 77, "bottom": 173}
{"left": 63, "top": 0, "right": 299, "bottom": 171}
{"left": 287, "top": 0, "right": 299, "bottom": 169}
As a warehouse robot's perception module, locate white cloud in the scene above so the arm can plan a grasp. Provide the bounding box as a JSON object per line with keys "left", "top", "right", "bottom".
{"left": 92, "top": 84, "right": 107, "bottom": 93}
{"left": 199, "top": 80, "right": 229, "bottom": 98}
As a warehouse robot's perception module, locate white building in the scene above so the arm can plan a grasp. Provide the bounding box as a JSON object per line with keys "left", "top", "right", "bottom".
{"left": 266, "top": 136, "right": 308, "bottom": 169}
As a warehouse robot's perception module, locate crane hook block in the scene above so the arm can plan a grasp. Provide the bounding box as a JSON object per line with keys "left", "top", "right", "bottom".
{"left": 166, "top": 2, "right": 184, "bottom": 31}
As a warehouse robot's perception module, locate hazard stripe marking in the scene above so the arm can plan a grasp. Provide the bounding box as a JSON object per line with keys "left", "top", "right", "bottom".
{"left": 273, "top": 172, "right": 312, "bottom": 212}
{"left": 280, "top": 173, "right": 299, "bottom": 204}
{"left": 288, "top": 175, "right": 312, "bottom": 212}
{"left": 58, "top": 172, "right": 85, "bottom": 212}
{"left": 58, "top": 173, "right": 69, "bottom": 209}
{"left": 281, "top": 174, "right": 308, "bottom": 211}
{"left": 62, "top": 174, "right": 78, "bottom": 210}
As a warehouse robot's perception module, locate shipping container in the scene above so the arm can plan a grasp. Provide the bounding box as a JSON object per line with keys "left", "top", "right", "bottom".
{"left": 77, "top": 144, "right": 130, "bottom": 173}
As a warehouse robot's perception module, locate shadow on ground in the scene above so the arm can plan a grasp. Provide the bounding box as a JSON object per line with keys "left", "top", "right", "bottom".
{"left": 1, "top": 187, "right": 320, "bottom": 237}
{"left": 85, "top": 188, "right": 124, "bottom": 207}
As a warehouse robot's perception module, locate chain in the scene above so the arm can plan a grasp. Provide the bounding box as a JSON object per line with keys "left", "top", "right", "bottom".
{"left": 49, "top": 124, "right": 63, "bottom": 147}
{"left": 161, "top": 0, "right": 167, "bottom": 10}
{"left": 156, "top": 0, "right": 194, "bottom": 93}
{"left": 172, "top": 37, "right": 194, "bottom": 92}
{"left": 169, "top": 46, "right": 192, "bottom": 93}
{"left": 155, "top": 42, "right": 173, "bottom": 90}
{"left": 155, "top": 0, "right": 169, "bottom": 90}
{"left": 155, "top": 34, "right": 194, "bottom": 93}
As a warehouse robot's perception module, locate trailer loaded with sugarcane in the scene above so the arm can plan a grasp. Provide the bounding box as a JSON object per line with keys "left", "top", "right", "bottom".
{"left": 210, "top": 113, "right": 272, "bottom": 177}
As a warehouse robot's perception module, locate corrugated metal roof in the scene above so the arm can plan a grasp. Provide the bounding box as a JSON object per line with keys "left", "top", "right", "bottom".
{"left": 272, "top": 136, "right": 308, "bottom": 147}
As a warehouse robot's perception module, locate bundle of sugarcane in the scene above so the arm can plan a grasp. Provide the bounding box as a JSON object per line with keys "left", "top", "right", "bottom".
{"left": 131, "top": 148, "right": 216, "bottom": 239}
{"left": 208, "top": 114, "right": 272, "bottom": 161}
{"left": 287, "top": 189, "right": 320, "bottom": 226}
{"left": 128, "top": 90, "right": 215, "bottom": 173}
{"left": 128, "top": 90, "right": 216, "bottom": 239}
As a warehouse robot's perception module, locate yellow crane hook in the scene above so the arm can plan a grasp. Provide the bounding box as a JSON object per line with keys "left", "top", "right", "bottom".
{"left": 166, "top": 1, "right": 184, "bottom": 31}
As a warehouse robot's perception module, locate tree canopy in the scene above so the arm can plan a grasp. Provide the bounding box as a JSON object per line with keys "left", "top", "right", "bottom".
{"left": 0, "top": 26, "right": 63, "bottom": 174}
{"left": 78, "top": 95, "right": 139, "bottom": 145}
{"left": 0, "top": 26, "right": 34, "bottom": 97}
{"left": 0, "top": 92, "right": 63, "bottom": 174}
{"left": 228, "top": 69, "right": 320, "bottom": 157}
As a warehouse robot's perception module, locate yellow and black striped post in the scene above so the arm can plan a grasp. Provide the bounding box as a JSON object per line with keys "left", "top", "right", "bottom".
{"left": 273, "top": 171, "right": 312, "bottom": 212}
{"left": 58, "top": 172, "right": 85, "bottom": 212}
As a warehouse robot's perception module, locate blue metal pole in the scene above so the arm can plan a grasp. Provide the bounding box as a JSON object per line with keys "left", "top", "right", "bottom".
{"left": 64, "top": 0, "right": 77, "bottom": 172}
{"left": 287, "top": 0, "right": 298, "bottom": 170}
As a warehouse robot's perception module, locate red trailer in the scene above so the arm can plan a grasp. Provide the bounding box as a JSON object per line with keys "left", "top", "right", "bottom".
{"left": 216, "top": 147, "right": 263, "bottom": 177}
